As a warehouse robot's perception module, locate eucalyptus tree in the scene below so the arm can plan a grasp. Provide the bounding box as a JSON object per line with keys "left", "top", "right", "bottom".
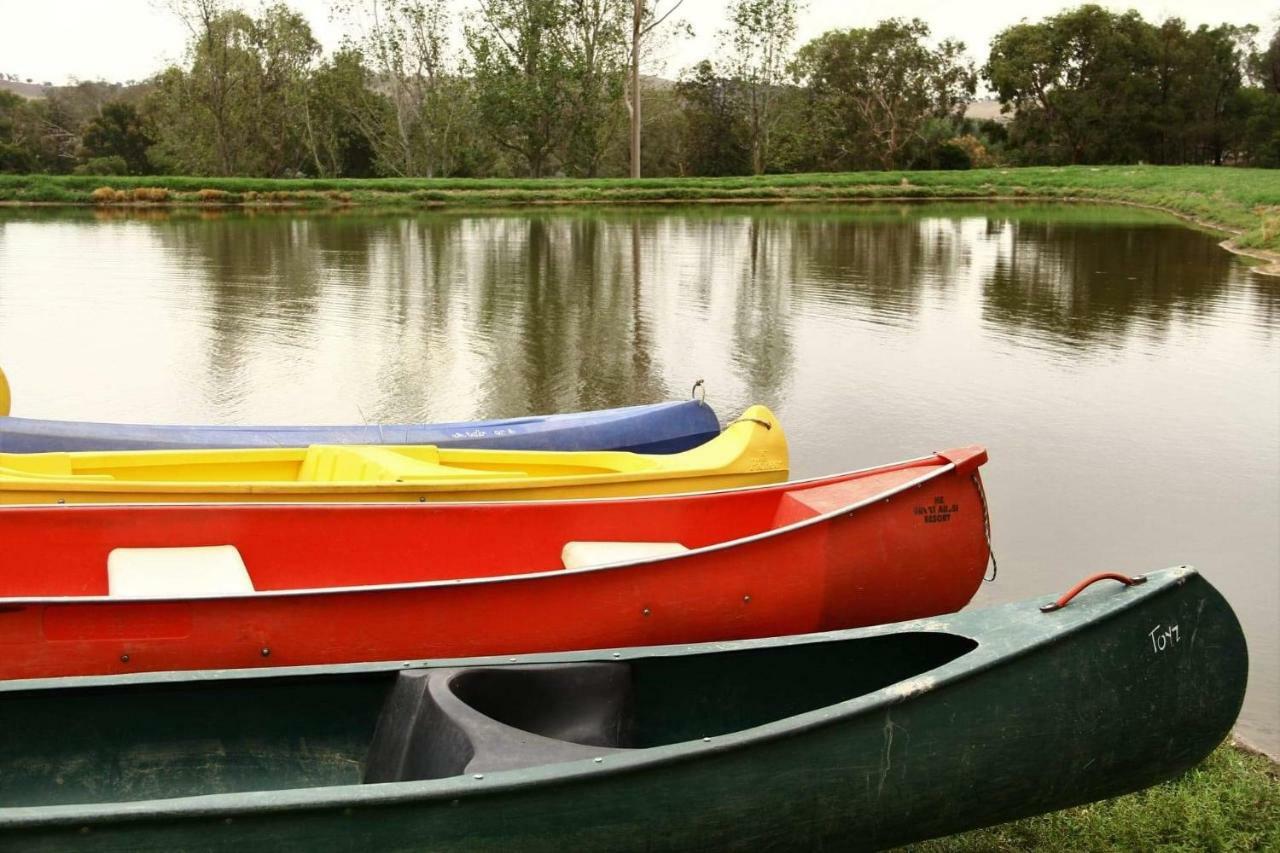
{"left": 986, "top": 6, "right": 1172, "bottom": 164}
{"left": 675, "top": 60, "right": 751, "bottom": 176}
{"left": 157, "top": 0, "right": 258, "bottom": 174}
{"left": 562, "top": 0, "right": 630, "bottom": 177}
{"left": 81, "top": 102, "right": 154, "bottom": 174}
{"left": 332, "top": 0, "right": 465, "bottom": 177}
{"left": 1261, "top": 27, "right": 1280, "bottom": 93}
{"left": 250, "top": 4, "right": 322, "bottom": 176}
{"left": 303, "top": 48, "right": 382, "bottom": 177}
{"left": 792, "top": 18, "right": 974, "bottom": 170}
{"left": 719, "top": 0, "right": 800, "bottom": 174}
{"left": 465, "top": 0, "right": 571, "bottom": 177}
{"left": 985, "top": 5, "right": 1262, "bottom": 165}
{"left": 151, "top": 0, "right": 319, "bottom": 175}
{"left": 0, "top": 91, "right": 63, "bottom": 173}
{"left": 627, "top": 0, "right": 686, "bottom": 177}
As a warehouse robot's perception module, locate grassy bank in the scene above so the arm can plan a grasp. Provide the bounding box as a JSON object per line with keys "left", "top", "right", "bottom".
{"left": 907, "top": 742, "right": 1279, "bottom": 852}
{"left": 1, "top": 165, "right": 1277, "bottom": 258}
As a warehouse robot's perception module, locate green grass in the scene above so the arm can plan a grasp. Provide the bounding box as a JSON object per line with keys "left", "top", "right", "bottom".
{"left": 904, "top": 742, "right": 1280, "bottom": 852}
{"left": 1, "top": 166, "right": 1277, "bottom": 255}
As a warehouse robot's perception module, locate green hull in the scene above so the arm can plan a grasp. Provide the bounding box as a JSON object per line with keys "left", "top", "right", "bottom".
{"left": 0, "top": 566, "right": 1247, "bottom": 851}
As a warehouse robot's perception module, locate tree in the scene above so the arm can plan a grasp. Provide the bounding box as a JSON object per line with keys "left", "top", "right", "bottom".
{"left": 333, "top": 0, "right": 464, "bottom": 177}
{"left": 80, "top": 101, "right": 154, "bottom": 174}
{"left": 0, "top": 91, "right": 39, "bottom": 173}
{"left": 627, "top": 0, "right": 686, "bottom": 177}
{"left": 719, "top": 0, "right": 800, "bottom": 174}
{"left": 149, "top": 1, "right": 318, "bottom": 176}
{"left": 1182, "top": 24, "right": 1256, "bottom": 165}
{"left": 466, "top": 0, "right": 575, "bottom": 177}
{"left": 0, "top": 90, "right": 77, "bottom": 173}
{"left": 561, "top": 0, "right": 630, "bottom": 177}
{"left": 985, "top": 6, "right": 1259, "bottom": 165}
{"left": 676, "top": 60, "right": 750, "bottom": 175}
{"left": 248, "top": 4, "right": 321, "bottom": 176}
{"left": 162, "top": 0, "right": 255, "bottom": 174}
{"left": 1238, "top": 24, "right": 1280, "bottom": 166}
{"left": 1251, "top": 26, "right": 1280, "bottom": 93}
{"left": 302, "top": 48, "right": 381, "bottom": 177}
{"left": 793, "top": 19, "right": 975, "bottom": 170}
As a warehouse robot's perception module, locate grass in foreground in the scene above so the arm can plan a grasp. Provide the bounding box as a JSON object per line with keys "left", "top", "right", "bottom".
{"left": 1, "top": 166, "right": 1278, "bottom": 256}
{"left": 905, "top": 742, "right": 1280, "bottom": 852}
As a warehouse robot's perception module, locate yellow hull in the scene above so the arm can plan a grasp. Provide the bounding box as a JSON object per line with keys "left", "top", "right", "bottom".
{"left": 0, "top": 406, "right": 787, "bottom": 505}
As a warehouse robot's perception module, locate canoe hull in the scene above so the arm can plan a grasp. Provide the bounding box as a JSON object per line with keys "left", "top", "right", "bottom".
{"left": 0, "top": 568, "right": 1247, "bottom": 852}
{"left": 0, "top": 405, "right": 781, "bottom": 504}
{"left": 0, "top": 400, "right": 720, "bottom": 454}
{"left": 0, "top": 452, "right": 990, "bottom": 680}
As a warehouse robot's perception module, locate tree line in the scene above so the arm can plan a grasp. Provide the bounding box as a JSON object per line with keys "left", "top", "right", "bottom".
{"left": 0, "top": 1, "right": 1276, "bottom": 178}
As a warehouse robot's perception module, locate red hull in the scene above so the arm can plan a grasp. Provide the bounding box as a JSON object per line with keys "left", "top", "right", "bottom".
{"left": 0, "top": 447, "right": 990, "bottom": 679}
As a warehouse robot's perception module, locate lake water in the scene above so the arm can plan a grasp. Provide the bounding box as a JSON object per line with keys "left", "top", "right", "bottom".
{"left": 0, "top": 203, "right": 1276, "bottom": 755}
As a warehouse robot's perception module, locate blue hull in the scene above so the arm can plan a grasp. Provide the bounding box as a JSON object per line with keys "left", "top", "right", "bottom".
{"left": 0, "top": 400, "right": 719, "bottom": 454}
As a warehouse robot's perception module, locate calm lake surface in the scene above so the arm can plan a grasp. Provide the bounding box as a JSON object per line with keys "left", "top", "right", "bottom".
{"left": 0, "top": 203, "right": 1276, "bottom": 754}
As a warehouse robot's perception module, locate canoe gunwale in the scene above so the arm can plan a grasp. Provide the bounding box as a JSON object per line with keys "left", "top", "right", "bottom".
{"left": 0, "top": 455, "right": 966, "bottom": 606}
{"left": 0, "top": 566, "right": 1215, "bottom": 829}
{"left": 4, "top": 450, "right": 942, "bottom": 507}
{"left": 0, "top": 399, "right": 721, "bottom": 454}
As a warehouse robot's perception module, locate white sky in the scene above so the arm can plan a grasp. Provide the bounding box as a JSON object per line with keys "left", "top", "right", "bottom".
{"left": 0, "top": 0, "right": 1275, "bottom": 87}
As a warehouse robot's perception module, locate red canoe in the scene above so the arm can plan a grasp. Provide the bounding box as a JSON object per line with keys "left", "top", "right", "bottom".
{"left": 0, "top": 447, "right": 990, "bottom": 680}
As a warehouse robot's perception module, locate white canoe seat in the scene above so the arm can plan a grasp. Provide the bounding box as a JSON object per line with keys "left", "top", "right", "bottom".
{"left": 107, "top": 545, "right": 255, "bottom": 598}
{"left": 561, "top": 541, "right": 689, "bottom": 570}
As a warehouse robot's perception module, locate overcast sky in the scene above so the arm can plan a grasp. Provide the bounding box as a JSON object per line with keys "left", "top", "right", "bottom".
{"left": 1, "top": 0, "right": 1275, "bottom": 87}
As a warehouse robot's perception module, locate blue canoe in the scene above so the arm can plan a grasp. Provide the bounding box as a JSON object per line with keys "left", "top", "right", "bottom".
{"left": 0, "top": 400, "right": 720, "bottom": 454}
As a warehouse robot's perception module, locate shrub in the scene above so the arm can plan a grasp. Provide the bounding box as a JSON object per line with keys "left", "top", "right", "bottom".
{"left": 73, "top": 156, "right": 128, "bottom": 176}
{"left": 131, "top": 187, "right": 170, "bottom": 202}
{"left": 935, "top": 141, "right": 973, "bottom": 171}
{"left": 90, "top": 186, "right": 127, "bottom": 204}
{"left": 948, "top": 134, "right": 997, "bottom": 168}
{"left": 0, "top": 142, "right": 35, "bottom": 173}
{"left": 196, "top": 188, "right": 231, "bottom": 202}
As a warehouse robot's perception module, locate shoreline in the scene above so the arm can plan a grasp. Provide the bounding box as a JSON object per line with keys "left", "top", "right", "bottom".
{"left": 1233, "top": 732, "right": 1280, "bottom": 766}
{"left": 1, "top": 165, "right": 1275, "bottom": 271}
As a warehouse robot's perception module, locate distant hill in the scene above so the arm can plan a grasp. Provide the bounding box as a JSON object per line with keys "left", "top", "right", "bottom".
{"left": 964, "top": 99, "right": 1009, "bottom": 123}
{"left": 0, "top": 79, "right": 49, "bottom": 99}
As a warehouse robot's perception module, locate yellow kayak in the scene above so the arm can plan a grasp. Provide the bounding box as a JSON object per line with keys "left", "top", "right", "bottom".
{"left": 0, "top": 406, "right": 787, "bottom": 504}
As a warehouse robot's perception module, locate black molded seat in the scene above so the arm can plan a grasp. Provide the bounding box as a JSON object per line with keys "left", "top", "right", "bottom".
{"left": 363, "top": 663, "right": 633, "bottom": 783}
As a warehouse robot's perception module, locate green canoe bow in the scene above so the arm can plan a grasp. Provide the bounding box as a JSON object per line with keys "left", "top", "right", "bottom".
{"left": 0, "top": 566, "right": 1248, "bottom": 851}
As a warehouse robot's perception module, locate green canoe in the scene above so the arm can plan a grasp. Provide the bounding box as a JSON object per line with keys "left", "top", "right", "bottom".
{"left": 0, "top": 566, "right": 1247, "bottom": 852}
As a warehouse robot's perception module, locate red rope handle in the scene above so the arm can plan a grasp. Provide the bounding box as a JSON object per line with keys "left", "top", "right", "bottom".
{"left": 1040, "top": 572, "right": 1147, "bottom": 612}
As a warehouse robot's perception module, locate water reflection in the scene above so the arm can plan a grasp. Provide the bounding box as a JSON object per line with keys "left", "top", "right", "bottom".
{"left": 980, "top": 217, "right": 1243, "bottom": 346}
{"left": 0, "top": 203, "right": 1274, "bottom": 754}
{"left": 7, "top": 205, "right": 1253, "bottom": 416}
